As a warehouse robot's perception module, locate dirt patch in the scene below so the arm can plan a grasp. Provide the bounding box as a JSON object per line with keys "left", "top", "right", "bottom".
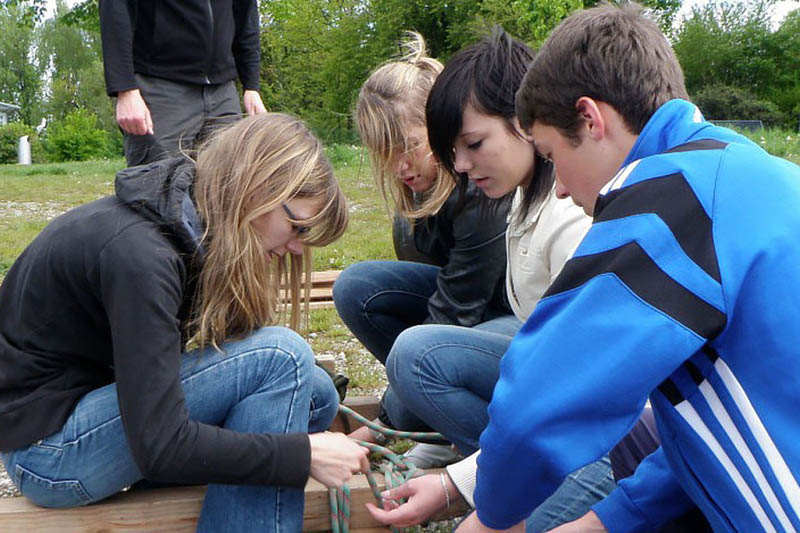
{"left": 0, "top": 201, "right": 67, "bottom": 221}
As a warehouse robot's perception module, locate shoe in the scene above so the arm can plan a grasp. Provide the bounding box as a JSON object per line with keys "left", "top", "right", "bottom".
{"left": 402, "top": 443, "right": 462, "bottom": 469}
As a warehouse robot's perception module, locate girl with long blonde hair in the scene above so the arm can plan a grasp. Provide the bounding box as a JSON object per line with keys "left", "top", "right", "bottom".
{"left": 0, "top": 113, "right": 367, "bottom": 532}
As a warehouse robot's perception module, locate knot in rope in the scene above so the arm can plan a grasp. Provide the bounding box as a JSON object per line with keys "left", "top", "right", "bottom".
{"left": 329, "top": 404, "right": 449, "bottom": 533}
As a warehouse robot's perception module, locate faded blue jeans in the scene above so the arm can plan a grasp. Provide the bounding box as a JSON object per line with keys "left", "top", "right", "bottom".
{"left": 0, "top": 327, "right": 338, "bottom": 532}
{"left": 332, "top": 260, "right": 519, "bottom": 365}
{"left": 386, "top": 324, "right": 616, "bottom": 532}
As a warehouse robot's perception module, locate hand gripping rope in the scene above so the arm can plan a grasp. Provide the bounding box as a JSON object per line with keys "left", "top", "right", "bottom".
{"left": 328, "top": 404, "right": 449, "bottom": 533}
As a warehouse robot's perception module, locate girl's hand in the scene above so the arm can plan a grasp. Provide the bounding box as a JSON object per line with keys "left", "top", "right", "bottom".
{"left": 308, "top": 432, "right": 369, "bottom": 488}
{"left": 365, "top": 473, "right": 459, "bottom": 527}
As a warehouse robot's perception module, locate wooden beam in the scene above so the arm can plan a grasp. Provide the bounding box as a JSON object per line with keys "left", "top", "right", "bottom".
{"left": 328, "top": 395, "right": 380, "bottom": 434}
{"left": 316, "top": 353, "right": 337, "bottom": 375}
{"left": 0, "top": 469, "right": 467, "bottom": 532}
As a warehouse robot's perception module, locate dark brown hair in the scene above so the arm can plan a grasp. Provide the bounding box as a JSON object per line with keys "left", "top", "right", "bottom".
{"left": 516, "top": 2, "right": 688, "bottom": 141}
{"left": 426, "top": 27, "right": 554, "bottom": 220}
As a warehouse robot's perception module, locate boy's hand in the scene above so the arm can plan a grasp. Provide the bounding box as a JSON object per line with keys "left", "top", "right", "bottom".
{"left": 243, "top": 89, "right": 267, "bottom": 115}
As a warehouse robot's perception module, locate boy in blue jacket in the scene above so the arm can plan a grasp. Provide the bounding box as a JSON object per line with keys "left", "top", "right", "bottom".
{"left": 463, "top": 3, "right": 800, "bottom": 532}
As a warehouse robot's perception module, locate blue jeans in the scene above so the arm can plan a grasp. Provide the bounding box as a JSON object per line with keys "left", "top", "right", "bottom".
{"left": 386, "top": 324, "right": 616, "bottom": 532}
{"left": 526, "top": 456, "right": 616, "bottom": 532}
{"left": 384, "top": 322, "right": 519, "bottom": 452}
{"left": 333, "top": 260, "right": 442, "bottom": 365}
{"left": 333, "top": 260, "right": 519, "bottom": 436}
{"left": 0, "top": 327, "right": 338, "bottom": 532}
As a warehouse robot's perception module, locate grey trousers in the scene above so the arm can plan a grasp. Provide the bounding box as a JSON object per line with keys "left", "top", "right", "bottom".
{"left": 121, "top": 74, "right": 242, "bottom": 166}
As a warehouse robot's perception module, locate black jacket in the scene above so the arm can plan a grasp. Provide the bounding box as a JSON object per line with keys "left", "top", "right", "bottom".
{"left": 99, "top": 0, "right": 261, "bottom": 95}
{"left": 393, "top": 182, "right": 512, "bottom": 326}
{"left": 0, "top": 159, "right": 310, "bottom": 487}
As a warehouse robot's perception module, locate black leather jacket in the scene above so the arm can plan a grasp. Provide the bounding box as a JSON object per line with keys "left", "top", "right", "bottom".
{"left": 393, "top": 181, "right": 512, "bottom": 326}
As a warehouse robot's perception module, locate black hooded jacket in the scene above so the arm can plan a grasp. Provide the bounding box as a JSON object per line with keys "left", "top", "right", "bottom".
{"left": 0, "top": 159, "right": 310, "bottom": 487}
{"left": 99, "top": 0, "right": 261, "bottom": 95}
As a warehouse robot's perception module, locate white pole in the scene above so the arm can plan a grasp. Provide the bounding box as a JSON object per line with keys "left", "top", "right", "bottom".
{"left": 17, "top": 135, "right": 31, "bottom": 165}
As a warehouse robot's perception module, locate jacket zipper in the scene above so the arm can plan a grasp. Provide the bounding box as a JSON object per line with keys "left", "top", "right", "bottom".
{"left": 205, "top": 0, "right": 214, "bottom": 84}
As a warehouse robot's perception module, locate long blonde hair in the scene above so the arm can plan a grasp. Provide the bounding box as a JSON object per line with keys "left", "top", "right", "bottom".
{"left": 191, "top": 113, "right": 348, "bottom": 349}
{"left": 355, "top": 32, "right": 453, "bottom": 219}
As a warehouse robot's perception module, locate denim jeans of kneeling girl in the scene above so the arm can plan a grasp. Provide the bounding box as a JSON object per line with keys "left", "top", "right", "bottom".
{"left": 0, "top": 326, "right": 338, "bottom": 533}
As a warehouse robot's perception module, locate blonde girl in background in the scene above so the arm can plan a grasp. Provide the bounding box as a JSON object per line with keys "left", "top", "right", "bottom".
{"left": 333, "top": 33, "right": 518, "bottom": 468}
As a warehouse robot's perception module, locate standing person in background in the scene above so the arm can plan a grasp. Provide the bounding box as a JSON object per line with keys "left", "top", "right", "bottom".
{"left": 333, "top": 32, "right": 516, "bottom": 469}
{"left": 0, "top": 113, "right": 367, "bottom": 532}
{"left": 99, "top": 0, "right": 268, "bottom": 167}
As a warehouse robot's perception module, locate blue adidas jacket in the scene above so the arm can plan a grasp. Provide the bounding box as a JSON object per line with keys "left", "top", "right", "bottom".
{"left": 474, "top": 100, "right": 800, "bottom": 531}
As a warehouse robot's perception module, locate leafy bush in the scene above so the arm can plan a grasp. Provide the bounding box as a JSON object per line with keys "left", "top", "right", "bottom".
{"left": 693, "top": 84, "right": 786, "bottom": 128}
{"left": 44, "top": 108, "right": 110, "bottom": 162}
{"left": 0, "top": 121, "right": 42, "bottom": 164}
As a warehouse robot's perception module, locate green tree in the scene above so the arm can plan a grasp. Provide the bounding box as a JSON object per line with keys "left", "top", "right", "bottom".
{"left": 693, "top": 83, "right": 783, "bottom": 125}
{"left": 674, "top": 0, "right": 799, "bottom": 128}
{"left": 0, "top": 1, "right": 45, "bottom": 125}
{"left": 766, "top": 8, "right": 800, "bottom": 122}
{"left": 261, "top": 0, "right": 379, "bottom": 140}
{"left": 38, "top": 0, "right": 117, "bottom": 145}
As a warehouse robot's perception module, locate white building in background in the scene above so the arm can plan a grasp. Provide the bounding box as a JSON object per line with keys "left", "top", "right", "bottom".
{"left": 0, "top": 102, "right": 21, "bottom": 125}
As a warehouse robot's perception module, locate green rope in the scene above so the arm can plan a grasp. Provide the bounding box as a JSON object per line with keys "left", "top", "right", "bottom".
{"left": 338, "top": 404, "right": 448, "bottom": 443}
{"left": 328, "top": 404, "right": 449, "bottom": 532}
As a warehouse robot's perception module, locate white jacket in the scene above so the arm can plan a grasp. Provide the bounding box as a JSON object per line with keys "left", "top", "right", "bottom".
{"left": 505, "top": 185, "right": 591, "bottom": 320}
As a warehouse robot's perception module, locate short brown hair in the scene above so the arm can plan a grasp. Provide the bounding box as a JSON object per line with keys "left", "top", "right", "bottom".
{"left": 516, "top": 2, "right": 688, "bottom": 140}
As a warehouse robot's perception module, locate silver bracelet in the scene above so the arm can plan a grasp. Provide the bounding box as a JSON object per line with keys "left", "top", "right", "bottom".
{"left": 440, "top": 472, "right": 451, "bottom": 509}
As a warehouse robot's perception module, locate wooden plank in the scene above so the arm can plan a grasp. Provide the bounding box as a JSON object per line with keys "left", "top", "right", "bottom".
{"left": 283, "top": 270, "right": 341, "bottom": 290}
{"left": 307, "top": 301, "right": 336, "bottom": 310}
{"left": 307, "top": 270, "right": 341, "bottom": 286}
{"left": 306, "top": 287, "right": 334, "bottom": 301}
{"left": 316, "top": 353, "right": 336, "bottom": 375}
{"left": 280, "top": 287, "right": 333, "bottom": 302}
{"left": 329, "top": 395, "right": 380, "bottom": 434}
{"left": 0, "top": 469, "right": 466, "bottom": 532}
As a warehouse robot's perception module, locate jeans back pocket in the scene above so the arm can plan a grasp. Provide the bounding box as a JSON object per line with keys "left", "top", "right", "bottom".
{"left": 15, "top": 464, "right": 92, "bottom": 508}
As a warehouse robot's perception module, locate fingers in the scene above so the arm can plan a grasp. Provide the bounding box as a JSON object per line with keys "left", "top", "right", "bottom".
{"left": 359, "top": 450, "right": 370, "bottom": 473}
{"left": 381, "top": 480, "right": 415, "bottom": 502}
{"left": 365, "top": 502, "right": 419, "bottom": 528}
{"left": 243, "top": 90, "right": 267, "bottom": 115}
{"left": 117, "top": 113, "right": 149, "bottom": 136}
{"left": 144, "top": 105, "right": 154, "bottom": 135}
{"left": 116, "top": 89, "right": 153, "bottom": 136}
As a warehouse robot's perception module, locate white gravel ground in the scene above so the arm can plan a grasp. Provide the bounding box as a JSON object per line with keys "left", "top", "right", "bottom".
{"left": 0, "top": 463, "right": 19, "bottom": 498}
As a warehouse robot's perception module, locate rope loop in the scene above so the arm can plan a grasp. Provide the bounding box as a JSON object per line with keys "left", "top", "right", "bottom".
{"left": 328, "top": 404, "right": 448, "bottom": 532}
